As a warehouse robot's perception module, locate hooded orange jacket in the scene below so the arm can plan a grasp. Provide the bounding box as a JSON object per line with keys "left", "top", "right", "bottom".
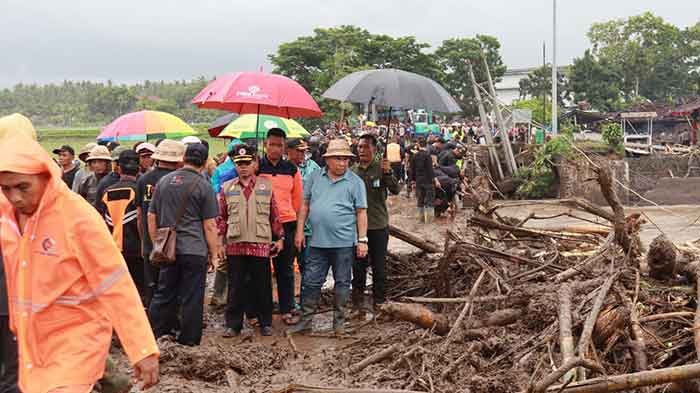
{"left": 0, "top": 135, "right": 159, "bottom": 393}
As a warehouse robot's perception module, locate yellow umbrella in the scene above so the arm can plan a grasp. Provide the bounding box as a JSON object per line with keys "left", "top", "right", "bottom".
{"left": 218, "top": 114, "right": 310, "bottom": 139}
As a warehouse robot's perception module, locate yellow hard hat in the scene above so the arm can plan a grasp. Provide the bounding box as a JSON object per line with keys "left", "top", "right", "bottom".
{"left": 0, "top": 113, "right": 38, "bottom": 141}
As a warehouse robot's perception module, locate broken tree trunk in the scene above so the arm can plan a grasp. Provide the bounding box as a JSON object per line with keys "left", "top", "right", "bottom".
{"left": 558, "top": 284, "right": 576, "bottom": 383}
{"left": 377, "top": 302, "right": 450, "bottom": 335}
{"left": 577, "top": 271, "right": 619, "bottom": 381}
{"left": 402, "top": 294, "right": 530, "bottom": 308}
{"left": 469, "top": 214, "right": 598, "bottom": 243}
{"left": 347, "top": 343, "right": 403, "bottom": 375}
{"left": 596, "top": 165, "right": 632, "bottom": 256}
{"left": 546, "top": 363, "right": 700, "bottom": 393}
{"left": 647, "top": 235, "right": 677, "bottom": 280}
{"left": 388, "top": 224, "right": 441, "bottom": 253}
{"left": 532, "top": 357, "right": 604, "bottom": 393}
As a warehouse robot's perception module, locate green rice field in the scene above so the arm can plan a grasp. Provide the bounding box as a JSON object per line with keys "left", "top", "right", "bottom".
{"left": 37, "top": 124, "right": 229, "bottom": 158}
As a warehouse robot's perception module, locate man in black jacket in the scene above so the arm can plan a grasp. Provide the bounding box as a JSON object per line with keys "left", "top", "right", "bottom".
{"left": 410, "top": 138, "right": 439, "bottom": 223}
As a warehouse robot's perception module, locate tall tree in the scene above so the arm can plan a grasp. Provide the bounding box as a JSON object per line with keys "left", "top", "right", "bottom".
{"left": 569, "top": 50, "right": 624, "bottom": 111}
{"left": 581, "top": 12, "right": 696, "bottom": 103}
{"left": 269, "top": 25, "right": 440, "bottom": 97}
{"left": 434, "top": 35, "right": 506, "bottom": 115}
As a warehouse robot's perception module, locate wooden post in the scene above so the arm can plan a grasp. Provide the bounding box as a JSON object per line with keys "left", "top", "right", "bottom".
{"left": 481, "top": 52, "right": 517, "bottom": 175}
{"left": 467, "top": 61, "right": 504, "bottom": 180}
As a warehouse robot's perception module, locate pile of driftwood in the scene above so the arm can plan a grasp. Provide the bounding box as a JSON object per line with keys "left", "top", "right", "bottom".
{"left": 336, "top": 165, "right": 700, "bottom": 393}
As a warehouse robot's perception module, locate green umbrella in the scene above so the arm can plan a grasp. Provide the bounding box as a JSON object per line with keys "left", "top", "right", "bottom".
{"left": 218, "top": 114, "right": 310, "bottom": 139}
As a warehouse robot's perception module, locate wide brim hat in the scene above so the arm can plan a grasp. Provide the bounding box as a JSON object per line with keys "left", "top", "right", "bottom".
{"left": 152, "top": 139, "right": 186, "bottom": 163}
{"left": 86, "top": 146, "right": 112, "bottom": 162}
{"left": 323, "top": 139, "right": 355, "bottom": 158}
{"left": 79, "top": 142, "right": 97, "bottom": 156}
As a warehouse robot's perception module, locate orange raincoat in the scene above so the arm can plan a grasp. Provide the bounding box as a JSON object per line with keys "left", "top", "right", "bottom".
{"left": 0, "top": 135, "right": 159, "bottom": 393}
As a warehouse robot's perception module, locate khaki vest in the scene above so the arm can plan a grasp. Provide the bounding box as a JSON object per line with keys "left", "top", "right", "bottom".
{"left": 223, "top": 177, "right": 273, "bottom": 243}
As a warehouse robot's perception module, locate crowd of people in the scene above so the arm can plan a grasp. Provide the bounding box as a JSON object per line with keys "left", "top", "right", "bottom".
{"left": 0, "top": 112, "right": 483, "bottom": 393}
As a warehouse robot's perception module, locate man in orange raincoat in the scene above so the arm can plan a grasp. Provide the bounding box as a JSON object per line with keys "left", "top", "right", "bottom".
{"left": 0, "top": 132, "right": 160, "bottom": 393}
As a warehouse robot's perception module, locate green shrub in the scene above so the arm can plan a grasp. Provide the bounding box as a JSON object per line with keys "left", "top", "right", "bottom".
{"left": 515, "top": 135, "right": 572, "bottom": 199}
{"left": 601, "top": 122, "right": 624, "bottom": 149}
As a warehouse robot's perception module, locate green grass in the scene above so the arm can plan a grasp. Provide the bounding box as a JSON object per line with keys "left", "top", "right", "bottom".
{"left": 37, "top": 124, "right": 229, "bottom": 158}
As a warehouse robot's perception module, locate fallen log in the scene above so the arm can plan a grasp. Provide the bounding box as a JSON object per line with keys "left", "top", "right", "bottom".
{"left": 532, "top": 357, "right": 604, "bottom": 393}
{"left": 466, "top": 308, "right": 522, "bottom": 330}
{"left": 275, "top": 384, "right": 427, "bottom": 393}
{"left": 402, "top": 294, "right": 530, "bottom": 308}
{"left": 546, "top": 363, "right": 700, "bottom": 393}
{"left": 469, "top": 214, "right": 599, "bottom": 243}
{"left": 539, "top": 225, "right": 610, "bottom": 236}
{"left": 577, "top": 271, "right": 619, "bottom": 380}
{"left": 377, "top": 302, "right": 450, "bottom": 335}
{"left": 558, "top": 284, "right": 576, "bottom": 383}
{"left": 388, "top": 224, "right": 442, "bottom": 253}
{"left": 347, "top": 343, "right": 402, "bottom": 375}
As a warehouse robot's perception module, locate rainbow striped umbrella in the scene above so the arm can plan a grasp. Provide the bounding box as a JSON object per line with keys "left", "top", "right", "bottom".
{"left": 97, "top": 110, "right": 197, "bottom": 142}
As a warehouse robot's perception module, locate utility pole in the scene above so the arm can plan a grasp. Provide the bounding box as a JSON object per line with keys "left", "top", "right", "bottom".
{"left": 467, "top": 61, "right": 504, "bottom": 180}
{"left": 551, "top": 0, "right": 558, "bottom": 135}
{"left": 481, "top": 52, "right": 517, "bottom": 175}
{"left": 542, "top": 41, "right": 546, "bottom": 126}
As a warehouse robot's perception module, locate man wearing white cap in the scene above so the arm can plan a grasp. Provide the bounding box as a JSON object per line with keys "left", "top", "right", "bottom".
{"left": 135, "top": 143, "right": 156, "bottom": 175}
{"left": 77, "top": 146, "right": 113, "bottom": 207}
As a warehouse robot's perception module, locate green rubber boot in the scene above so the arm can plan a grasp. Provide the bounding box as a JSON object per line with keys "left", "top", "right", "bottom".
{"left": 287, "top": 293, "right": 318, "bottom": 335}
{"left": 417, "top": 207, "right": 425, "bottom": 223}
{"left": 425, "top": 207, "right": 435, "bottom": 224}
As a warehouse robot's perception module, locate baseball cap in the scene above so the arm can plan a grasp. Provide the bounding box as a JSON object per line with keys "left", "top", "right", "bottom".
{"left": 184, "top": 142, "right": 208, "bottom": 162}
{"left": 231, "top": 144, "right": 255, "bottom": 164}
{"left": 111, "top": 145, "right": 129, "bottom": 161}
{"left": 182, "top": 136, "right": 202, "bottom": 145}
{"left": 106, "top": 141, "right": 120, "bottom": 152}
{"left": 52, "top": 145, "right": 75, "bottom": 156}
{"left": 135, "top": 142, "right": 156, "bottom": 155}
{"left": 287, "top": 139, "right": 309, "bottom": 151}
{"left": 117, "top": 150, "right": 140, "bottom": 170}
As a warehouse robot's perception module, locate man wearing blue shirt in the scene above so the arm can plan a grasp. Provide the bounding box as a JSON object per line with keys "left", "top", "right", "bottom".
{"left": 290, "top": 139, "right": 368, "bottom": 335}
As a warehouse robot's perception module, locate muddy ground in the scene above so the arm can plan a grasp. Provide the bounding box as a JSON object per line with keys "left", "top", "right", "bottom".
{"left": 111, "top": 196, "right": 700, "bottom": 392}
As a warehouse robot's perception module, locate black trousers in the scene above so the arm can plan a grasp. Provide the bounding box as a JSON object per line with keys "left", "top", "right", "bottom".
{"left": 416, "top": 184, "right": 435, "bottom": 208}
{"left": 124, "top": 254, "right": 145, "bottom": 304}
{"left": 0, "top": 316, "right": 18, "bottom": 393}
{"left": 226, "top": 255, "right": 273, "bottom": 330}
{"left": 143, "top": 255, "right": 160, "bottom": 309}
{"left": 148, "top": 254, "right": 207, "bottom": 346}
{"left": 352, "top": 227, "right": 389, "bottom": 306}
{"left": 272, "top": 222, "right": 296, "bottom": 314}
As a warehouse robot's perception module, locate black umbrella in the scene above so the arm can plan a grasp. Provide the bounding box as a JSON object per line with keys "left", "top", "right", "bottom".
{"left": 322, "top": 68, "right": 462, "bottom": 113}
{"left": 207, "top": 113, "right": 239, "bottom": 137}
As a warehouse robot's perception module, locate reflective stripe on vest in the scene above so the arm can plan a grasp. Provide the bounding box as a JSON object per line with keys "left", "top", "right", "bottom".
{"left": 102, "top": 187, "right": 135, "bottom": 252}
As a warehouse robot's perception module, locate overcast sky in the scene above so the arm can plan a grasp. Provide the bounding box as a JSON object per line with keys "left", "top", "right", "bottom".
{"left": 1, "top": 0, "right": 697, "bottom": 87}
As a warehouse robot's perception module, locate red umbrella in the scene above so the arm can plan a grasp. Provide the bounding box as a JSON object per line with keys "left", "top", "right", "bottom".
{"left": 191, "top": 72, "right": 322, "bottom": 118}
